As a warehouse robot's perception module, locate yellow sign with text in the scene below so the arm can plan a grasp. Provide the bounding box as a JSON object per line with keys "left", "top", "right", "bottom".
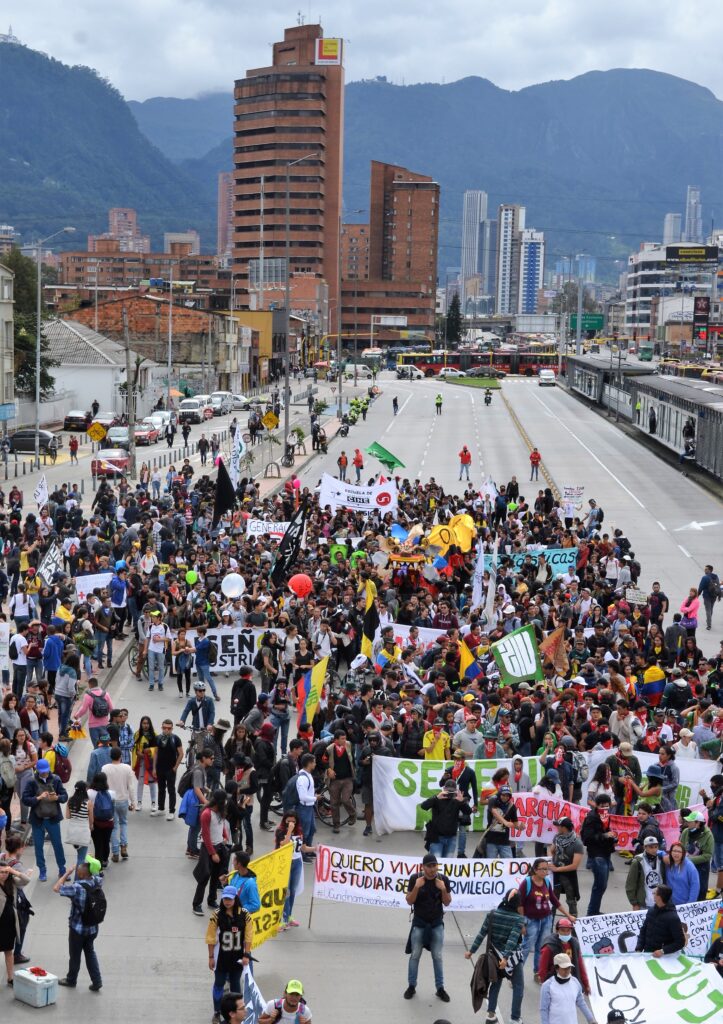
{"left": 249, "top": 843, "right": 293, "bottom": 948}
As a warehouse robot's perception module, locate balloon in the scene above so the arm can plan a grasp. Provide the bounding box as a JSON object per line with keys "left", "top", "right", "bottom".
{"left": 185, "top": 570, "right": 198, "bottom": 585}
{"left": 372, "top": 551, "right": 389, "bottom": 568}
{"left": 114, "top": 560, "right": 126, "bottom": 571}
{"left": 288, "top": 573, "right": 313, "bottom": 598}
{"left": 221, "top": 572, "right": 246, "bottom": 598}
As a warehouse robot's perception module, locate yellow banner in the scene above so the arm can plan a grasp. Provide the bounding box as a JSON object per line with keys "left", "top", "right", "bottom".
{"left": 249, "top": 844, "right": 293, "bottom": 948}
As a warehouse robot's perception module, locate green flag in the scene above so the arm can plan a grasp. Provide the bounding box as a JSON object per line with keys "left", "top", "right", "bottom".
{"left": 490, "top": 624, "right": 543, "bottom": 684}
{"left": 365, "top": 441, "right": 406, "bottom": 473}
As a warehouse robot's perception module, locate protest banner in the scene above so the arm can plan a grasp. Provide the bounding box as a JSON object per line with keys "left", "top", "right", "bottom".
{"left": 509, "top": 792, "right": 587, "bottom": 843}
{"left": 242, "top": 965, "right": 266, "bottom": 1024}
{"left": 588, "top": 747, "right": 716, "bottom": 808}
{"left": 318, "top": 472, "right": 398, "bottom": 513}
{"left": 73, "top": 571, "right": 114, "bottom": 599}
{"left": 313, "top": 844, "right": 532, "bottom": 912}
{"left": 375, "top": 622, "right": 445, "bottom": 653}
{"left": 587, "top": 953, "right": 723, "bottom": 1024}
{"left": 248, "top": 844, "right": 293, "bottom": 948}
{"left": 37, "top": 543, "right": 64, "bottom": 586}
{"left": 246, "top": 519, "right": 291, "bottom": 539}
{"left": 183, "top": 626, "right": 285, "bottom": 673}
{"left": 483, "top": 547, "right": 578, "bottom": 577}
{"left": 578, "top": 900, "right": 720, "bottom": 959}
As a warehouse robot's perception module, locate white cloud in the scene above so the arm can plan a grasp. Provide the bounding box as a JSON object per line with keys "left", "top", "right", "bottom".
{"left": 8, "top": 0, "right": 723, "bottom": 100}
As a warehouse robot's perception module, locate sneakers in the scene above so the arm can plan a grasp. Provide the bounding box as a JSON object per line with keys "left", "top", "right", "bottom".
{"left": 89, "top": 983, "right": 102, "bottom": 992}
{"left": 403, "top": 986, "right": 416, "bottom": 1000}
{"left": 192, "top": 905, "right": 204, "bottom": 916}
{"left": 212, "top": 1014, "right": 221, "bottom": 1024}
{"left": 58, "top": 979, "right": 77, "bottom": 988}
{"left": 150, "top": 803, "right": 157, "bottom": 816}
{"left": 135, "top": 805, "right": 142, "bottom": 813}
{"left": 333, "top": 826, "right": 340, "bottom": 834}
{"left": 111, "top": 854, "right": 119, "bottom": 863}
{"left": 166, "top": 811, "right": 175, "bottom": 821}
{"left": 120, "top": 846, "right": 129, "bottom": 860}
{"left": 38, "top": 870, "right": 47, "bottom": 882}
{"left": 486, "top": 1015, "right": 499, "bottom": 1023}
{"left": 286, "top": 918, "right": 300, "bottom": 927}
{"left": 363, "top": 825, "right": 372, "bottom": 836}
{"left": 436, "top": 988, "right": 450, "bottom": 1003}
{"left": 13, "top": 954, "right": 30, "bottom": 965}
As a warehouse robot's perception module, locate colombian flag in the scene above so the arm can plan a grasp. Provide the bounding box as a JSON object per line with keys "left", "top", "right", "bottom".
{"left": 459, "top": 639, "right": 483, "bottom": 682}
{"left": 639, "top": 665, "right": 666, "bottom": 707}
{"left": 296, "top": 656, "right": 329, "bottom": 728}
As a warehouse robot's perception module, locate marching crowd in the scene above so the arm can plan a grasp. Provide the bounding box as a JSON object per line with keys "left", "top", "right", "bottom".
{"left": 0, "top": 453, "right": 721, "bottom": 1022}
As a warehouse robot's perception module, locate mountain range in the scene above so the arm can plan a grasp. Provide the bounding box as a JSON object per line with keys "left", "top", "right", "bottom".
{"left": 4, "top": 40, "right": 723, "bottom": 278}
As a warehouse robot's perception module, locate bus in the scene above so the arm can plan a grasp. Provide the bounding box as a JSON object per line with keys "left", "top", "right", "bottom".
{"left": 396, "top": 348, "right": 561, "bottom": 377}
{"left": 659, "top": 360, "right": 707, "bottom": 379}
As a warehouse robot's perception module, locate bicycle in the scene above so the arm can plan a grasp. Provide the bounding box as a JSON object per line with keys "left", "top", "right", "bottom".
{"left": 127, "top": 639, "right": 169, "bottom": 683}
{"left": 314, "top": 780, "right": 356, "bottom": 827}
{"left": 177, "top": 722, "right": 206, "bottom": 770}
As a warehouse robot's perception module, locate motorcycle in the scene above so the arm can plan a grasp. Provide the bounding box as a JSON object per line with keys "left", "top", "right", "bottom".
{"left": 484, "top": 392, "right": 492, "bottom": 406}
{"left": 339, "top": 422, "right": 349, "bottom": 437}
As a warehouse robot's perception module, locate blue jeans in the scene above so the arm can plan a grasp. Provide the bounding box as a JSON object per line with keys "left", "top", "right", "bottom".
{"left": 12, "top": 664, "right": 26, "bottom": 700}
{"left": 270, "top": 713, "right": 289, "bottom": 754}
{"left": 283, "top": 855, "right": 303, "bottom": 922}
{"left": 31, "top": 818, "right": 66, "bottom": 875}
{"left": 457, "top": 825, "right": 468, "bottom": 857}
{"left": 522, "top": 915, "right": 552, "bottom": 974}
{"left": 487, "top": 842, "right": 513, "bottom": 859}
{"left": 408, "top": 921, "right": 445, "bottom": 989}
{"left": 196, "top": 663, "right": 218, "bottom": 699}
{"left": 187, "top": 821, "right": 201, "bottom": 855}
{"left": 89, "top": 726, "right": 106, "bottom": 748}
{"left": 26, "top": 658, "right": 43, "bottom": 685}
{"left": 587, "top": 856, "right": 610, "bottom": 916}
{"left": 213, "top": 968, "right": 241, "bottom": 1011}
{"left": 298, "top": 804, "right": 316, "bottom": 847}
{"left": 112, "top": 799, "right": 129, "bottom": 855}
{"left": 487, "top": 959, "right": 524, "bottom": 1019}
{"left": 67, "top": 930, "right": 101, "bottom": 987}
{"left": 147, "top": 650, "right": 165, "bottom": 689}
{"left": 428, "top": 835, "right": 456, "bottom": 859}
{"left": 56, "top": 695, "right": 73, "bottom": 736}
{"left": 94, "top": 631, "right": 112, "bottom": 667}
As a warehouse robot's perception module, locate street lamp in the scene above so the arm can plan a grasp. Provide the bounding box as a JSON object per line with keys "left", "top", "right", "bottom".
{"left": 34, "top": 226, "right": 75, "bottom": 468}
{"left": 285, "top": 152, "right": 320, "bottom": 446}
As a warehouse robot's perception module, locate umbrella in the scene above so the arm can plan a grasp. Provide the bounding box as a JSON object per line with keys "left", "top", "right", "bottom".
{"left": 169, "top": 387, "right": 183, "bottom": 398}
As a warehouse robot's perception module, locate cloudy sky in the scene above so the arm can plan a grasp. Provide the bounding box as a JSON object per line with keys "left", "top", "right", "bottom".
{"left": 6, "top": 0, "right": 722, "bottom": 101}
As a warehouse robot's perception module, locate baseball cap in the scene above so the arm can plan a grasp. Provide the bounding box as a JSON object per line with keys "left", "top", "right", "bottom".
{"left": 220, "top": 885, "right": 238, "bottom": 901}
{"left": 422, "top": 853, "right": 438, "bottom": 866}
{"left": 607, "top": 1012, "right": 627, "bottom": 1023}
{"left": 684, "top": 811, "right": 706, "bottom": 823}
{"left": 643, "top": 836, "right": 660, "bottom": 846}
{"left": 553, "top": 952, "right": 573, "bottom": 968}
{"left": 498, "top": 785, "right": 512, "bottom": 795}
{"left": 619, "top": 742, "right": 633, "bottom": 756}
{"left": 286, "top": 980, "right": 304, "bottom": 996}
{"left": 554, "top": 817, "right": 574, "bottom": 829}
{"left": 36, "top": 758, "right": 51, "bottom": 774}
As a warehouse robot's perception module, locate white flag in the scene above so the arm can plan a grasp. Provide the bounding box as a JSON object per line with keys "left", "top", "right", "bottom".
{"left": 229, "top": 427, "right": 245, "bottom": 490}
{"left": 471, "top": 540, "right": 486, "bottom": 609}
{"left": 484, "top": 536, "right": 499, "bottom": 626}
{"left": 34, "top": 474, "right": 49, "bottom": 510}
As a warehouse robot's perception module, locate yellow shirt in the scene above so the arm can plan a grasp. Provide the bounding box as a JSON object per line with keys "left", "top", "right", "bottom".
{"left": 422, "top": 728, "right": 450, "bottom": 760}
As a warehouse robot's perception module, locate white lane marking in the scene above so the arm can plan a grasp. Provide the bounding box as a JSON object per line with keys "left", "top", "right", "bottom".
{"left": 657, "top": 521, "right": 667, "bottom": 531}
{"left": 528, "top": 389, "right": 645, "bottom": 508}
{"left": 678, "top": 545, "right": 692, "bottom": 557}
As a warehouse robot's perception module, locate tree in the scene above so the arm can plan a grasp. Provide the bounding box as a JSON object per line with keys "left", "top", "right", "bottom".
{"left": 551, "top": 281, "right": 600, "bottom": 317}
{"left": 3, "top": 247, "right": 58, "bottom": 398}
{"left": 445, "top": 292, "right": 462, "bottom": 346}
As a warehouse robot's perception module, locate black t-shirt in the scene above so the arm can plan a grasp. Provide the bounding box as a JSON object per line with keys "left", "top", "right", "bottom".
{"left": 329, "top": 747, "right": 353, "bottom": 780}
{"left": 407, "top": 872, "right": 452, "bottom": 925}
{"left": 155, "top": 732, "right": 182, "bottom": 770}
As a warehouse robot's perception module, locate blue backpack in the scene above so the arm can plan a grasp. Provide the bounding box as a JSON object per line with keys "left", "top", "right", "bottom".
{"left": 93, "top": 789, "right": 114, "bottom": 822}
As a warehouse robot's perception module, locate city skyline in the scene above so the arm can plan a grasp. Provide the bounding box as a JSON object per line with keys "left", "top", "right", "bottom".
{"left": 4, "top": 1, "right": 723, "bottom": 101}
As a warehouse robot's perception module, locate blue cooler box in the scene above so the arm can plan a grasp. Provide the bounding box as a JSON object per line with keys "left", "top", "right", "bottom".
{"left": 13, "top": 968, "right": 59, "bottom": 1007}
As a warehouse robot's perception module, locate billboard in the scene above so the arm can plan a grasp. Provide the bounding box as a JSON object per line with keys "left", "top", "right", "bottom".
{"left": 665, "top": 245, "right": 719, "bottom": 264}
{"left": 315, "top": 38, "right": 343, "bottom": 65}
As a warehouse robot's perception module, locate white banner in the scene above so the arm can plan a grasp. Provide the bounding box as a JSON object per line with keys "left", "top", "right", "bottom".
{"left": 578, "top": 900, "right": 721, "bottom": 960}
{"left": 246, "top": 519, "right": 292, "bottom": 539}
{"left": 0, "top": 621, "right": 9, "bottom": 673}
{"left": 73, "top": 572, "right": 113, "bottom": 601}
{"left": 318, "top": 472, "right": 398, "bottom": 513}
{"left": 313, "top": 844, "right": 532, "bottom": 912}
{"left": 484, "top": 547, "right": 578, "bottom": 576}
{"left": 182, "top": 625, "right": 285, "bottom": 673}
{"left": 376, "top": 623, "right": 445, "bottom": 652}
{"left": 588, "top": 747, "right": 716, "bottom": 809}
{"left": 587, "top": 954, "right": 723, "bottom": 1024}
{"left": 34, "top": 474, "right": 48, "bottom": 510}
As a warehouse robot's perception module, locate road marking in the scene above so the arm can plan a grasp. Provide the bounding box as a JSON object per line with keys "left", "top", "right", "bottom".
{"left": 382, "top": 393, "right": 412, "bottom": 434}
{"left": 657, "top": 521, "right": 667, "bottom": 531}
{"left": 528, "top": 389, "right": 645, "bottom": 509}
{"left": 678, "top": 544, "right": 692, "bottom": 558}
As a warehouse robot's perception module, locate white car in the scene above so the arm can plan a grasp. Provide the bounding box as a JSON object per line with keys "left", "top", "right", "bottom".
{"left": 145, "top": 411, "right": 172, "bottom": 431}
{"left": 439, "top": 368, "right": 466, "bottom": 378}
{"left": 232, "top": 394, "right": 252, "bottom": 410}
{"left": 538, "top": 369, "right": 556, "bottom": 387}
{"left": 209, "top": 391, "right": 234, "bottom": 415}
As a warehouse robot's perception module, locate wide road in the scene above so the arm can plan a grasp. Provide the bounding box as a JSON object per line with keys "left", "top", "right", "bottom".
{"left": 7, "top": 371, "right": 722, "bottom": 1024}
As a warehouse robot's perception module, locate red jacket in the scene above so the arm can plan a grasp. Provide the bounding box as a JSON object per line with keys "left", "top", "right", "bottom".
{"left": 458, "top": 449, "right": 472, "bottom": 465}
{"left": 529, "top": 450, "right": 541, "bottom": 466}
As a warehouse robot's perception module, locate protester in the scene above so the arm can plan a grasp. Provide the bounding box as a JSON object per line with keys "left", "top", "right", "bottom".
{"left": 580, "top": 794, "right": 617, "bottom": 916}
{"left": 404, "top": 852, "right": 452, "bottom": 1002}
{"left": 54, "top": 855, "right": 105, "bottom": 992}
{"left": 465, "top": 888, "right": 526, "bottom": 1024}
{"left": 538, "top": 918, "right": 590, "bottom": 995}
{"left": 206, "top": 886, "right": 252, "bottom": 1024}
{"left": 539, "top": 952, "right": 596, "bottom": 1024}
{"left": 519, "top": 858, "right": 565, "bottom": 981}
{"left": 634, "top": 884, "right": 686, "bottom": 956}
{"left": 549, "top": 817, "right": 584, "bottom": 918}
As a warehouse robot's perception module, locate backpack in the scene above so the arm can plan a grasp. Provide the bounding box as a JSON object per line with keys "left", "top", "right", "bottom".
{"left": 572, "top": 750, "right": 589, "bottom": 784}
{"left": 596, "top": 506, "right": 605, "bottom": 525}
{"left": 253, "top": 647, "right": 265, "bottom": 672}
{"left": 269, "top": 757, "right": 287, "bottom": 797}
{"left": 53, "top": 746, "right": 72, "bottom": 784}
{"left": 81, "top": 883, "right": 107, "bottom": 927}
{"left": 281, "top": 773, "right": 301, "bottom": 814}
{"left": 90, "top": 690, "right": 110, "bottom": 718}
{"left": 272, "top": 998, "right": 306, "bottom": 1024}
{"left": 8, "top": 636, "right": 19, "bottom": 662}
{"left": 93, "top": 789, "right": 114, "bottom": 822}
{"left": 207, "top": 639, "right": 218, "bottom": 666}
{"left": 0, "top": 754, "right": 16, "bottom": 792}
{"left": 177, "top": 766, "right": 196, "bottom": 797}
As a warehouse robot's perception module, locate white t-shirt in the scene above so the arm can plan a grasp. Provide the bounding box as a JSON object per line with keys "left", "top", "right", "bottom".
{"left": 11, "top": 633, "right": 28, "bottom": 666}
{"left": 262, "top": 999, "right": 312, "bottom": 1023}
{"left": 148, "top": 623, "right": 170, "bottom": 654}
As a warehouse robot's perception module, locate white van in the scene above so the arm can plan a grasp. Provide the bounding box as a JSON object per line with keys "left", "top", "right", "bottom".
{"left": 397, "top": 365, "right": 424, "bottom": 380}
{"left": 538, "top": 369, "right": 556, "bottom": 387}
{"left": 209, "top": 391, "right": 233, "bottom": 415}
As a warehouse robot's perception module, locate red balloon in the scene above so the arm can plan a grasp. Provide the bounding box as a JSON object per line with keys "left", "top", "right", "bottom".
{"left": 289, "top": 573, "right": 313, "bottom": 598}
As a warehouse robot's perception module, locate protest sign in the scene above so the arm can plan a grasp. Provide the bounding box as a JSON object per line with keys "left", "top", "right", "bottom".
{"left": 578, "top": 900, "right": 720, "bottom": 959}
{"left": 73, "top": 571, "right": 113, "bottom": 600}
{"left": 484, "top": 547, "right": 578, "bottom": 577}
{"left": 246, "top": 519, "right": 291, "bottom": 539}
{"left": 376, "top": 622, "right": 445, "bottom": 653}
{"left": 563, "top": 485, "right": 585, "bottom": 503}
{"left": 625, "top": 587, "right": 649, "bottom": 606}
{"left": 318, "top": 472, "right": 398, "bottom": 513}
{"left": 587, "top": 953, "right": 723, "bottom": 1024}
{"left": 37, "top": 543, "right": 64, "bottom": 586}
{"left": 248, "top": 844, "right": 293, "bottom": 948}
{"left": 0, "top": 621, "right": 9, "bottom": 673}
{"left": 34, "top": 474, "right": 48, "bottom": 510}
{"left": 313, "top": 844, "right": 532, "bottom": 912}
{"left": 183, "top": 626, "right": 285, "bottom": 673}
{"left": 491, "top": 624, "right": 543, "bottom": 684}
{"left": 242, "top": 967, "right": 266, "bottom": 1024}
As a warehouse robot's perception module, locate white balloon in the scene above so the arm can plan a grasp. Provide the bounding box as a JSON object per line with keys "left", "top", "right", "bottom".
{"left": 372, "top": 551, "right": 389, "bottom": 568}
{"left": 221, "top": 572, "right": 246, "bottom": 598}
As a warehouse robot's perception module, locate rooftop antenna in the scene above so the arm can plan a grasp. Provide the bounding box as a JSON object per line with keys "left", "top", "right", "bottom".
{"left": 297, "top": 10, "right": 304, "bottom": 25}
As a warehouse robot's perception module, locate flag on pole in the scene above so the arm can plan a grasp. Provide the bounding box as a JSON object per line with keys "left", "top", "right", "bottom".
{"left": 365, "top": 441, "right": 405, "bottom": 473}
{"left": 270, "top": 500, "right": 307, "bottom": 587}
{"left": 37, "top": 542, "right": 63, "bottom": 586}
{"left": 538, "top": 624, "right": 569, "bottom": 676}
{"left": 360, "top": 579, "right": 379, "bottom": 661}
{"left": 471, "top": 541, "right": 486, "bottom": 610}
{"left": 490, "top": 624, "right": 543, "bottom": 685}
{"left": 229, "top": 427, "right": 245, "bottom": 490}
{"left": 484, "top": 536, "right": 499, "bottom": 625}
{"left": 296, "top": 656, "right": 328, "bottom": 728}
{"left": 33, "top": 474, "right": 49, "bottom": 510}
{"left": 213, "top": 458, "right": 236, "bottom": 527}
{"left": 459, "top": 638, "right": 483, "bottom": 682}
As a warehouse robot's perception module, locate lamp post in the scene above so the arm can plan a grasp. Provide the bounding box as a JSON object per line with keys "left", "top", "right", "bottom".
{"left": 34, "top": 226, "right": 75, "bottom": 468}
{"left": 285, "top": 152, "right": 319, "bottom": 446}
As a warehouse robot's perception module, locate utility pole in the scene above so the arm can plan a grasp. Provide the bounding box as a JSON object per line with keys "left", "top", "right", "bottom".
{"left": 167, "top": 262, "right": 173, "bottom": 412}
{"left": 575, "top": 272, "right": 583, "bottom": 355}
{"left": 122, "top": 306, "right": 136, "bottom": 480}
{"left": 259, "top": 175, "right": 265, "bottom": 311}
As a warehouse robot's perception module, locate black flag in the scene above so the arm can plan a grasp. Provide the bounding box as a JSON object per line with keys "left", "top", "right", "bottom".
{"left": 270, "top": 500, "right": 307, "bottom": 587}
{"left": 213, "top": 459, "right": 236, "bottom": 527}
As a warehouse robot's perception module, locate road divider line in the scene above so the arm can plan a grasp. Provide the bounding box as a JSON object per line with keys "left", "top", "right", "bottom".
{"left": 678, "top": 544, "right": 692, "bottom": 557}
{"left": 657, "top": 521, "right": 667, "bottom": 531}
{"left": 501, "top": 390, "right": 561, "bottom": 502}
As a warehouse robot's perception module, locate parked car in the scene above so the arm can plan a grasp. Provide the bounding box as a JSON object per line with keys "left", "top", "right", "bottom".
{"left": 538, "top": 369, "right": 556, "bottom": 387}
{"left": 135, "top": 420, "right": 160, "bottom": 445}
{"left": 396, "top": 366, "right": 424, "bottom": 380}
{"left": 178, "top": 398, "right": 213, "bottom": 424}
{"left": 232, "top": 394, "right": 252, "bottom": 411}
{"left": 209, "top": 391, "right": 234, "bottom": 415}
{"left": 438, "top": 368, "right": 466, "bottom": 378}
{"left": 7, "top": 429, "right": 63, "bottom": 454}
{"left": 91, "top": 448, "right": 130, "bottom": 477}
{"left": 63, "top": 409, "right": 91, "bottom": 432}
{"left": 90, "top": 411, "right": 119, "bottom": 430}
{"left": 106, "top": 425, "right": 131, "bottom": 450}
{"left": 465, "top": 367, "right": 507, "bottom": 379}
{"left": 145, "top": 411, "right": 171, "bottom": 432}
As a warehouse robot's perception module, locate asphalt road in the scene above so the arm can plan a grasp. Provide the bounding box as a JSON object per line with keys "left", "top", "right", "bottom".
{"left": 6, "top": 371, "right": 722, "bottom": 1024}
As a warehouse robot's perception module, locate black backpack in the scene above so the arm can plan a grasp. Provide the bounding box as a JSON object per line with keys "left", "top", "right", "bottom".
{"left": 596, "top": 506, "right": 605, "bottom": 524}
{"left": 90, "top": 690, "right": 110, "bottom": 718}
{"left": 177, "top": 767, "right": 196, "bottom": 797}
{"left": 81, "top": 883, "right": 107, "bottom": 927}
{"left": 281, "top": 774, "right": 301, "bottom": 814}
{"left": 207, "top": 639, "right": 218, "bottom": 666}
{"left": 253, "top": 647, "right": 265, "bottom": 672}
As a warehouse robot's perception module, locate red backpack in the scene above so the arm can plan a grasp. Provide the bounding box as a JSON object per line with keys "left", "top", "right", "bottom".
{"left": 53, "top": 744, "right": 72, "bottom": 784}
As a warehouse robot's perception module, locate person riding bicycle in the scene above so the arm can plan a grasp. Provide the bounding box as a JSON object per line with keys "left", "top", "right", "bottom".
{"left": 484, "top": 388, "right": 492, "bottom": 405}
{"left": 178, "top": 682, "right": 216, "bottom": 749}
{"left": 48, "top": 436, "right": 58, "bottom": 462}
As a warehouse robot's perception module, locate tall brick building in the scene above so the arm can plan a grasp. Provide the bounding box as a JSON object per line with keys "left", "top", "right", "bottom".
{"left": 231, "top": 24, "right": 344, "bottom": 326}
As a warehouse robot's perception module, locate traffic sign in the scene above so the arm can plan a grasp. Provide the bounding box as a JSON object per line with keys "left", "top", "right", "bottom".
{"left": 262, "top": 411, "right": 279, "bottom": 430}
{"left": 330, "top": 385, "right": 336, "bottom": 394}
{"left": 88, "top": 422, "right": 106, "bottom": 442}
{"left": 570, "top": 313, "right": 604, "bottom": 331}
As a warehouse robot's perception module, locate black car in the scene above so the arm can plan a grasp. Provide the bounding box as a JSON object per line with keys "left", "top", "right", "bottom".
{"left": 8, "top": 429, "right": 63, "bottom": 454}
{"left": 63, "top": 409, "right": 91, "bottom": 431}
{"left": 464, "top": 367, "right": 506, "bottom": 379}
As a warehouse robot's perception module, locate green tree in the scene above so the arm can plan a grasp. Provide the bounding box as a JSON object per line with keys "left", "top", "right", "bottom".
{"left": 551, "top": 281, "right": 600, "bottom": 316}
{"left": 445, "top": 292, "right": 462, "bottom": 346}
{"left": 3, "top": 247, "right": 58, "bottom": 398}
